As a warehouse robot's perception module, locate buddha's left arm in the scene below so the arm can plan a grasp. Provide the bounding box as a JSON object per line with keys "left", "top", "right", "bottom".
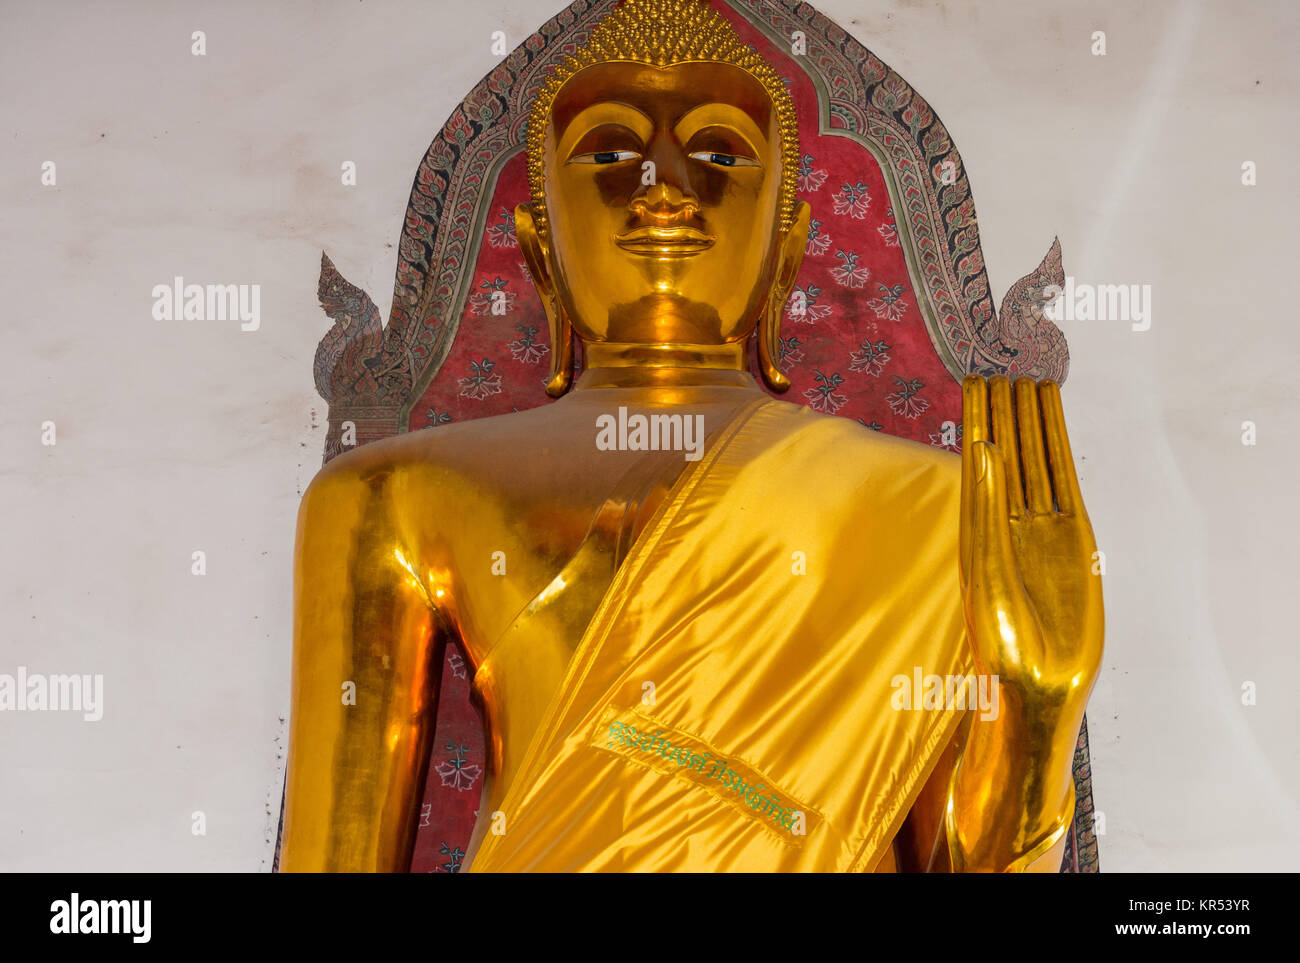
{"left": 944, "top": 700, "right": 1080, "bottom": 872}
{"left": 890, "top": 712, "right": 1073, "bottom": 873}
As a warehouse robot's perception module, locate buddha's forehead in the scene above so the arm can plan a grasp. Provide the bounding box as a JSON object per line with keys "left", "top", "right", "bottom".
{"left": 547, "top": 61, "right": 776, "bottom": 142}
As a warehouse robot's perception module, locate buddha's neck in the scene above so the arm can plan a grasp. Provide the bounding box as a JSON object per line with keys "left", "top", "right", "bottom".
{"left": 572, "top": 340, "right": 758, "bottom": 392}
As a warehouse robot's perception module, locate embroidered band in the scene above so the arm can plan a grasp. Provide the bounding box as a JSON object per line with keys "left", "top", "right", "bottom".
{"left": 588, "top": 705, "right": 823, "bottom": 844}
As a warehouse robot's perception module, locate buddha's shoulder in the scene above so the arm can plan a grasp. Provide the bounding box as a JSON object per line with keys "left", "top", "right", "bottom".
{"left": 757, "top": 398, "right": 961, "bottom": 479}
{"left": 301, "top": 404, "right": 570, "bottom": 496}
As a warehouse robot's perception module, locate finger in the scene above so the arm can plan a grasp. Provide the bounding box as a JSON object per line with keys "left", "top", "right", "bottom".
{"left": 969, "top": 441, "right": 1037, "bottom": 669}
{"left": 988, "top": 375, "right": 1025, "bottom": 519}
{"left": 968, "top": 442, "right": 1031, "bottom": 622}
{"left": 960, "top": 376, "right": 989, "bottom": 582}
{"left": 1015, "top": 377, "right": 1053, "bottom": 515}
{"left": 971, "top": 441, "right": 1014, "bottom": 590}
{"left": 962, "top": 374, "right": 990, "bottom": 447}
{"left": 1039, "top": 381, "right": 1084, "bottom": 515}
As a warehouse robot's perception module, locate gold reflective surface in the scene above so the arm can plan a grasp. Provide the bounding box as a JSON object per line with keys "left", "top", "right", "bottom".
{"left": 281, "top": 0, "right": 1102, "bottom": 873}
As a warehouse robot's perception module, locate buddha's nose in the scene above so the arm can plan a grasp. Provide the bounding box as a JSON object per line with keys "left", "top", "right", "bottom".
{"left": 629, "top": 143, "right": 699, "bottom": 222}
{"left": 629, "top": 180, "right": 700, "bottom": 222}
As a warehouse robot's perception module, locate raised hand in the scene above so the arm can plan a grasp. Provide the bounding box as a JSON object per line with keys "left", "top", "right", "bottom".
{"left": 960, "top": 374, "right": 1104, "bottom": 702}
{"left": 949, "top": 374, "right": 1104, "bottom": 870}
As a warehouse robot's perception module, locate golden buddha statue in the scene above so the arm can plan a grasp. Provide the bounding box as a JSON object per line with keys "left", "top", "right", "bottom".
{"left": 280, "top": 0, "right": 1103, "bottom": 873}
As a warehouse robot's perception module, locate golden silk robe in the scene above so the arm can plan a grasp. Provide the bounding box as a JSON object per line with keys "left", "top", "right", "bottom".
{"left": 468, "top": 396, "right": 972, "bottom": 872}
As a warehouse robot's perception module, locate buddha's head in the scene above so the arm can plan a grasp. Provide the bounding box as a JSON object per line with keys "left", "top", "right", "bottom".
{"left": 518, "top": 0, "right": 811, "bottom": 395}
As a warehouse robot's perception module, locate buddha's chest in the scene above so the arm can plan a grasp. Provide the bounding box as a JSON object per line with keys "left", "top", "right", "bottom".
{"left": 452, "top": 443, "right": 683, "bottom": 665}
{"left": 447, "top": 446, "right": 687, "bottom": 810}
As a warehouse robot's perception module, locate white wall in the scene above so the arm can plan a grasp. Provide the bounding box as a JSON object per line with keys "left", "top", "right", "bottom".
{"left": 1, "top": 0, "right": 1295, "bottom": 871}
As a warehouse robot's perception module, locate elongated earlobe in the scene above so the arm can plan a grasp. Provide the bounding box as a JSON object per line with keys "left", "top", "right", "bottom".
{"left": 544, "top": 301, "right": 574, "bottom": 397}
{"left": 757, "top": 295, "right": 790, "bottom": 392}
{"left": 758, "top": 201, "right": 811, "bottom": 393}
{"left": 516, "top": 203, "right": 575, "bottom": 396}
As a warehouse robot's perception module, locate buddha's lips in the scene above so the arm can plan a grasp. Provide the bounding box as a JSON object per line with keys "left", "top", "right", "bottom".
{"left": 615, "top": 226, "right": 716, "bottom": 256}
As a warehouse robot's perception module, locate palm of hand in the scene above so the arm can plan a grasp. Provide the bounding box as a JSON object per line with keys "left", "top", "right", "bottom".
{"left": 960, "top": 376, "right": 1104, "bottom": 705}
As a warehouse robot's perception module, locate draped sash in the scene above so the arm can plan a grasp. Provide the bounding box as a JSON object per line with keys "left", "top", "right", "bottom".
{"left": 468, "top": 398, "right": 972, "bottom": 872}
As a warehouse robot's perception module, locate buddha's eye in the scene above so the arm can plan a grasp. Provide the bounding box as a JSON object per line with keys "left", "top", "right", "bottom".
{"left": 688, "top": 151, "right": 759, "bottom": 168}
{"left": 570, "top": 149, "right": 640, "bottom": 165}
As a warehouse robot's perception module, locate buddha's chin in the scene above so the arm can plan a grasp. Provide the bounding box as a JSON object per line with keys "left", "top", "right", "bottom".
{"left": 583, "top": 291, "right": 757, "bottom": 345}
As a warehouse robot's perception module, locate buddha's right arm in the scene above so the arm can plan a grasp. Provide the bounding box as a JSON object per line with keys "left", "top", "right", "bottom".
{"left": 279, "top": 461, "right": 445, "bottom": 872}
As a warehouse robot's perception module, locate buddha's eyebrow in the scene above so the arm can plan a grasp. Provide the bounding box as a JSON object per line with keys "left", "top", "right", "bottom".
{"left": 673, "top": 102, "right": 767, "bottom": 153}
{"left": 555, "top": 102, "right": 654, "bottom": 160}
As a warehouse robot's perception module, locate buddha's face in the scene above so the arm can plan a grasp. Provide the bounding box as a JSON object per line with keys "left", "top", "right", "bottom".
{"left": 529, "top": 60, "right": 804, "bottom": 345}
